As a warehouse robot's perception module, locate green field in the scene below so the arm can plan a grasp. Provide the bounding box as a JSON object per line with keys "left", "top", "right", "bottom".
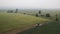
{"left": 17, "top": 21, "right": 60, "bottom": 34}
{"left": 0, "top": 13, "right": 49, "bottom": 33}
{"left": 0, "top": 9, "right": 60, "bottom": 34}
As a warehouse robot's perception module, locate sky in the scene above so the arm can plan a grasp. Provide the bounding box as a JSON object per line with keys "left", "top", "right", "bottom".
{"left": 0, "top": 0, "right": 60, "bottom": 9}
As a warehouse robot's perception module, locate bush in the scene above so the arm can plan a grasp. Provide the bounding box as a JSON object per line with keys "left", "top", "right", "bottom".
{"left": 46, "top": 13, "right": 50, "bottom": 17}
{"left": 36, "top": 13, "right": 38, "bottom": 17}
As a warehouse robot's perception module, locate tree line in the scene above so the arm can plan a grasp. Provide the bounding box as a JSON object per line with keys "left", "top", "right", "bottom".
{"left": 36, "top": 10, "right": 59, "bottom": 21}
{"left": 7, "top": 9, "right": 59, "bottom": 21}
{"left": 7, "top": 9, "right": 18, "bottom": 13}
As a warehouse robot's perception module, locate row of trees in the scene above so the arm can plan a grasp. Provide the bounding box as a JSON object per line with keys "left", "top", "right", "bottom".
{"left": 7, "top": 9, "right": 18, "bottom": 13}
{"left": 36, "top": 10, "right": 59, "bottom": 21}
{"left": 36, "top": 10, "right": 50, "bottom": 17}
{"left": 7, "top": 9, "right": 59, "bottom": 21}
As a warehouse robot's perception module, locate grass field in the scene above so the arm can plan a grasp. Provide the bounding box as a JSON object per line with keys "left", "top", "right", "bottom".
{"left": 0, "top": 9, "right": 60, "bottom": 34}
{"left": 0, "top": 13, "right": 49, "bottom": 33}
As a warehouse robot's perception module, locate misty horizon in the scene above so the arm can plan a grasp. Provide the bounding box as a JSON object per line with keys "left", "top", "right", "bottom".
{"left": 0, "top": 0, "right": 60, "bottom": 9}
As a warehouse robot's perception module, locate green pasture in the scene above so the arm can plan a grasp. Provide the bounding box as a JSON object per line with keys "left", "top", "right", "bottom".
{"left": 0, "top": 13, "right": 49, "bottom": 33}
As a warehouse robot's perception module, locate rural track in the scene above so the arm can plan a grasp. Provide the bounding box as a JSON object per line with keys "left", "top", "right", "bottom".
{"left": 1, "top": 23, "right": 47, "bottom": 34}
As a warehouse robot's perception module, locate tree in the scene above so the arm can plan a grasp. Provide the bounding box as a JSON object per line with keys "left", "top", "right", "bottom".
{"left": 7, "top": 10, "right": 13, "bottom": 13}
{"left": 10, "top": 10, "right": 13, "bottom": 13}
{"left": 39, "top": 10, "right": 41, "bottom": 14}
{"left": 55, "top": 14, "right": 59, "bottom": 21}
{"left": 46, "top": 13, "right": 50, "bottom": 17}
{"left": 36, "top": 13, "right": 38, "bottom": 17}
{"left": 24, "top": 13, "right": 26, "bottom": 14}
{"left": 15, "top": 9, "right": 18, "bottom": 13}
